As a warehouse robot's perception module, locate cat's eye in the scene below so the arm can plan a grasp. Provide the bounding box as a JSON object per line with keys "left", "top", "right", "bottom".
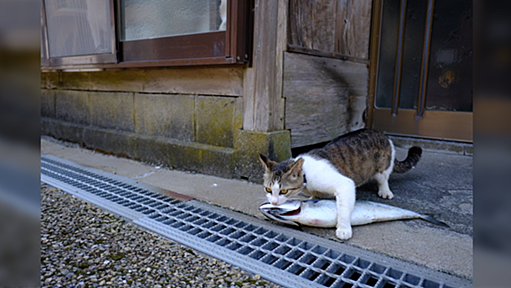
{"left": 265, "top": 187, "right": 272, "bottom": 193}
{"left": 280, "top": 189, "right": 288, "bottom": 194}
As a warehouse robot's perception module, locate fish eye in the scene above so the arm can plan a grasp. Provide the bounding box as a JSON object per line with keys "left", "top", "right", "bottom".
{"left": 265, "top": 187, "right": 272, "bottom": 193}
{"left": 280, "top": 189, "right": 288, "bottom": 194}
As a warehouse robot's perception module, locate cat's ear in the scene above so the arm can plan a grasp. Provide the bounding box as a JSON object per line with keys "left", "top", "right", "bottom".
{"left": 287, "top": 158, "right": 304, "bottom": 180}
{"left": 259, "top": 154, "right": 276, "bottom": 170}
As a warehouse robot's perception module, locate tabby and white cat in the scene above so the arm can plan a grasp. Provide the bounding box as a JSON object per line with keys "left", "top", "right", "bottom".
{"left": 259, "top": 129, "right": 422, "bottom": 240}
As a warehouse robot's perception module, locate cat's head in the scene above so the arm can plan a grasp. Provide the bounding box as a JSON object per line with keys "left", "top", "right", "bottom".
{"left": 259, "top": 154, "right": 305, "bottom": 205}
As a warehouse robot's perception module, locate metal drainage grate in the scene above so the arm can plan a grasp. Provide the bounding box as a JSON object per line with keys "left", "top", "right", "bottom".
{"left": 41, "top": 154, "right": 471, "bottom": 288}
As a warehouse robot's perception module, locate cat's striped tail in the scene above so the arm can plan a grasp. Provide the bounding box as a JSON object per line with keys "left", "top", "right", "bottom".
{"left": 393, "top": 146, "right": 422, "bottom": 173}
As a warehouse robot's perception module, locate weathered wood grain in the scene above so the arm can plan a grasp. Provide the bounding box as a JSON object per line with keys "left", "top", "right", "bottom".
{"left": 283, "top": 52, "right": 368, "bottom": 147}
{"left": 288, "top": 0, "right": 372, "bottom": 59}
{"left": 289, "top": 0, "right": 312, "bottom": 49}
{"left": 54, "top": 68, "right": 244, "bottom": 97}
{"left": 335, "top": 0, "right": 372, "bottom": 58}
{"left": 243, "top": 0, "right": 287, "bottom": 132}
{"left": 275, "top": 0, "right": 289, "bottom": 128}
{"left": 311, "top": 0, "right": 336, "bottom": 51}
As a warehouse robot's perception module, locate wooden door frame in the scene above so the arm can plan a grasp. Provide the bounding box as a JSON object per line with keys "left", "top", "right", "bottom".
{"left": 367, "top": 0, "right": 472, "bottom": 142}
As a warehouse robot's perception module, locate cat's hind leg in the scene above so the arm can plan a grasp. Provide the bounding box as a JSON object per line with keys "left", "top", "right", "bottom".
{"left": 374, "top": 167, "right": 394, "bottom": 199}
{"left": 375, "top": 140, "right": 396, "bottom": 199}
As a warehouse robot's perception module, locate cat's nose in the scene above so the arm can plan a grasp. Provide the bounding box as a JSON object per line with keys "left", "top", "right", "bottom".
{"left": 271, "top": 200, "right": 279, "bottom": 205}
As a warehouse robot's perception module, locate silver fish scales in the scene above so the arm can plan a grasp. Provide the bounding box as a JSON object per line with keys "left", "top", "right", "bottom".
{"left": 259, "top": 199, "right": 448, "bottom": 228}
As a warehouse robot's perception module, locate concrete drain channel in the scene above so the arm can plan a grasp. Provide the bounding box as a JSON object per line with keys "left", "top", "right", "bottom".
{"left": 41, "top": 154, "right": 471, "bottom": 288}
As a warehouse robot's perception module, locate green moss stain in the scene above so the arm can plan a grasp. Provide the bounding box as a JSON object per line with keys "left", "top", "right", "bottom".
{"left": 233, "top": 130, "right": 291, "bottom": 182}
{"left": 195, "top": 96, "right": 236, "bottom": 148}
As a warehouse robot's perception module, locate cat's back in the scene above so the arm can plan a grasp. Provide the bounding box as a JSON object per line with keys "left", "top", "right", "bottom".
{"left": 309, "top": 129, "right": 389, "bottom": 156}
{"left": 306, "top": 129, "right": 392, "bottom": 185}
{"left": 329, "top": 129, "right": 389, "bottom": 149}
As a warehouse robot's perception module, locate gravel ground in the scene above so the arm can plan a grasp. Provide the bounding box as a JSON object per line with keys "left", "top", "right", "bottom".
{"left": 41, "top": 183, "right": 283, "bottom": 288}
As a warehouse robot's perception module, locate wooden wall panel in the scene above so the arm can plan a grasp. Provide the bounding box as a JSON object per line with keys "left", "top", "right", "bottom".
{"left": 288, "top": 0, "right": 372, "bottom": 59}
{"left": 283, "top": 52, "right": 368, "bottom": 147}
{"left": 335, "top": 0, "right": 372, "bottom": 58}
{"left": 49, "top": 68, "right": 244, "bottom": 97}
{"left": 289, "top": 0, "right": 312, "bottom": 48}
{"left": 311, "top": 0, "right": 336, "bottom": 51}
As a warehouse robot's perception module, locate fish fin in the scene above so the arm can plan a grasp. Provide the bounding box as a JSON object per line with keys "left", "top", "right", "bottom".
{"left": 289, "top": 222, "right": 303, "bottom": 231}
{"left": 421, "top": 215, "right": 449, "bottom": 228}
{"left": 276, "top": 220, "right": 301, "bottom": 228}
{"left": 287, "top": 221, "right": 301, "bottom": 227}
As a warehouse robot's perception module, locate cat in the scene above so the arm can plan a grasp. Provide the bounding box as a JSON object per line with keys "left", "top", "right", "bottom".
{"left": 259, "top": 128, "right": 422, "bottom": 240}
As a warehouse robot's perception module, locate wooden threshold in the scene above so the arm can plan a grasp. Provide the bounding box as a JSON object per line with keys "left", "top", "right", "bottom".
{"left": 372, "top": 108, "right": 473, "bottom": 142}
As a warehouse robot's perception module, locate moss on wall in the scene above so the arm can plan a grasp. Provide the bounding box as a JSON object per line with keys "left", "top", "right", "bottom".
{"left": 41, "top": 68, "right": 290, "bottom": 182}
{"left": 233, "top": 129, "right": 291, "bottom": 183}
{"left": 42, "top": 117, "right": 290, "bottom": 182}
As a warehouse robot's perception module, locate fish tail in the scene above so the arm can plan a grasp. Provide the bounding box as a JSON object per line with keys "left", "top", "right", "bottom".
{"left": 393, "top": 146, "right": 422, "bottom": 173}
{"left": 420, "top": 214, "right": 449, "bottom": 228}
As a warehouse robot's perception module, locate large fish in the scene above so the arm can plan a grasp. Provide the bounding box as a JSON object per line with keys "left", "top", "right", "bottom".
{"left": 259, "top": 199, "right": 448, "bottom": 228}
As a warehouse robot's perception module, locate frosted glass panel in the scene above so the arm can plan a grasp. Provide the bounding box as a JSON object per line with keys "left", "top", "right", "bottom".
{"left": 45, "top": 0, "right": 113, "bottom": 58}
{"left": 375, "top": 0, "right": 472, "bottom": 112}
{"left": 375, "top": 0, "right": 428, "bottom": 109}
{"left": 375, "top": 0, "right": 399, "bottom": 108}
{"left": 398, "top": 0, "right": 427, "bottom": 110}
{"left": 121, "top": 0, "right": 227, "bottom": 41}
{"left": 425, "top": 0, "right": 472, "bottom": 112}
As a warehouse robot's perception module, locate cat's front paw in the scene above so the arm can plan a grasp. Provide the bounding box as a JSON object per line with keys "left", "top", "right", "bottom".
{"left": 378, "top": 189, "right": 394, "bottom": 199}
{"left": 335, "top": 227, "right": 352, "bottom": 240}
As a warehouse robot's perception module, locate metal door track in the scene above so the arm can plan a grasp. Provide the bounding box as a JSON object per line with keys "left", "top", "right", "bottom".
{"left": 41, "top": 154, "right": 471, "bottom": 288}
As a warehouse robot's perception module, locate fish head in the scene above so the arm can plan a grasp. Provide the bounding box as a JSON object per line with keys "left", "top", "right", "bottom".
{"left": 259, "top": 200, "right": 302, "bottom": 226}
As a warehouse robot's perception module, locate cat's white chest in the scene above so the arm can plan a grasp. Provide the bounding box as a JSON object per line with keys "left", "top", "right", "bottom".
{"left": 300, "top": 155, "right": 353, "bottom": 196}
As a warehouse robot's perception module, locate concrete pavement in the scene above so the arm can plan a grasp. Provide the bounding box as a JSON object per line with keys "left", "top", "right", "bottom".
{"left": 41, "top": 136, "right": 473, "bottom": 280}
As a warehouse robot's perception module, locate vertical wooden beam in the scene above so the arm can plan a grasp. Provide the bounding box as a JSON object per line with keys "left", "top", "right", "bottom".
{"left": 391, "top": 0, "right": 407, "bottom": 115}
{"left": 417, "top": 0, "right": 435, "bottom": 116}
{"left": 243, "top": 0, "right": 287, "bottom": 132}
{"left": 367, "top": 0, "right": 383, "bottom": 128}
{"left": 275, "top": 0, "right": 288, "bottom": 127}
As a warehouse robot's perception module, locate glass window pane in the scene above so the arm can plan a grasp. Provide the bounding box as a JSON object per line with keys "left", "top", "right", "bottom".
{"left": 376, "top": 0, "right": 428, "bottom": 110}
{"left": 375, "top": 0, "right": 400, "bottom": 109}
{"left": 425, "top": 0, "right": 473, "bottom": 112}
{"left": 45, "top": 0, "right": 113, "bottom": 58}
{"left": 398, "top": 0, "right": 428, "bottom": 110}
{"left": 121, "top": 0, "right": 227, "bottom": 41}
